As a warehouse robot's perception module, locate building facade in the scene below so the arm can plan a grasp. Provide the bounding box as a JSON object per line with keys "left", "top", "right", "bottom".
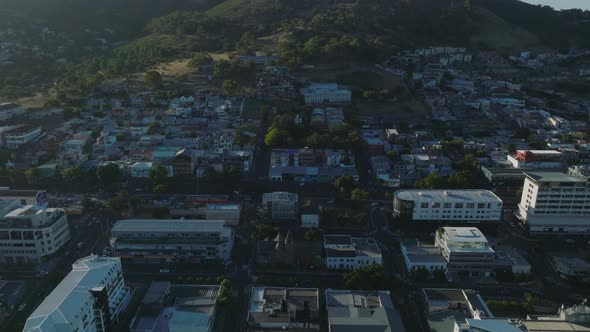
{"left": 435, "top": 227, "right": 495, "bottom": 277}
{"left": 111, "top": 219, "right": 234, "bottom": 264}
{"left": 324, "top": 235, "right": 382, "bottom": 270}
{"left": 393, "top": 189, "right": 503, "bottom": 223}
{"left": 24, "top": 255, "right": 130, "bottom": 332}
{"left": 300, "top": 83, "right": 352, "bottom": 104}
{"left": 516, "top": 172, "right": 590, "bottom": 234}
{"left": 3, "top": 125, "right": 42, "bottom": 149}
{"left": 0, "top": 204, "right": 70, "bottom": 264}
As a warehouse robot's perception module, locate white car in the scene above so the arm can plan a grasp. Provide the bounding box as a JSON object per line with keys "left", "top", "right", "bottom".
{"left": 159, "top": 268, "right": 170, "bottom": 273}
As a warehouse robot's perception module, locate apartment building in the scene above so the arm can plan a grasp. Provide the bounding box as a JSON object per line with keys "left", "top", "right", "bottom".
{"left": 0, "top": 204, "right": 70, "bottom": 264}
{"left": 323, "top": 235, "right": 382, "bottom": 270}
{"left": 393, "top": 189, "right": 503, "bottom": 223}
{"left": 2, "top": 124, "right": 42, "bottom": 149}
{"left": 300, "top": 83, "right": 352, "bottom": 104}
{"left": 507, "top": 150, "right": 564, "bottom": 169}
{"left": 516, "top": 172, "right": 590, "bottom": 234}
{"left": 0, "top": 102, "right": 25, "bottom": 121}
{"left": 246, "top": 287, "right": 319, "bottom": 331}
{"left": 261, "top": 192, "right": 299, "bottom": 220}
{"left": 434, "top": 227, "right": 495, "bottom": 277}
{"left": 111, "top": 219, "right": 234, "bottom": 264}
{"left": 24, "top": 255, "right": 130, "bottom": 332}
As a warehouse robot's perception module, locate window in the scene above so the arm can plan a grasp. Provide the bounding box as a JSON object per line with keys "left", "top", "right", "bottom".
{"left": 421, "top": 202, "right": 429, "bottom": 208}
{"left": 455, "top": 203, "right": 463, "bottom": 208}
{"left": 432, "top": 203, "right": 441, "bottom": 208}
{"left": 444, "top": 203, "right": 452, "bottom": 208}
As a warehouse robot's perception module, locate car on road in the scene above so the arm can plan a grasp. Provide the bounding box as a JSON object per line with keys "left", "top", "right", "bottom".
{"left": 17, "top": 304, "right": 27, "bottom": 311}
{"left": 371, "top": 202, "right": 380, "bottom": 206}
{"left": 159, "top": 268, "right": 170, "bottom": 273}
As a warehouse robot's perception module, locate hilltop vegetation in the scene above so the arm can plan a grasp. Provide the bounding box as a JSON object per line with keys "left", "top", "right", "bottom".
{"left": 3, "top": 0, "right": 590, "bottom": 102}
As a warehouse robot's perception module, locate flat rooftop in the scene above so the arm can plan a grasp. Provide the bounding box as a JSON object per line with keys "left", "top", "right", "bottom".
{"left": 325, "top": 235, "right": 353, "bottom": 246}
{"left": 524, "top": 172, "right": 587, "bottom": 183}
{"left": 395, "top": 189, "right": 502, "bottom": 203}
{"left": 443, "top": 227, "right": 488, "bottom": 243}
{"left": 111, "top": 219, "right": 230, "bottom": 235}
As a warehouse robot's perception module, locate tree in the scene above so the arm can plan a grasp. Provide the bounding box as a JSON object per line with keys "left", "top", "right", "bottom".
{"left": 144, "top": 70, "right": 162, "bottom": 88}
{"left": 25, "top": 168, "right": 40, "bottom": 185}
{"left": 344, "top": 265, "right": 388, "bottom": 290}
{"left": 154, "top": 184, "right": 166, "bottom": 193}
{"left": 149, "top": 164, "right": 168, "bottom": 186}
{"left": 61, "top": 166, "right": 82, "bottom": 183}
{"left": 222, "top": 79, "right": 238, "bottom": 96}
{"left": 109, "top": 190, "right": 130, "bottom": 213}
{"left": 304, "top": 228, "right": 320, "bottom": 241}
{"left": 433, "top": 269, "right": 447, "bottom": 281}
{"left": 235, "top": 32, "right": 255, "bottom": 55}
{"left": 386, "top": 150, "right": 397, "bottom": 161}
{"left": 335, "top": 174, "right": 356, "bottom": 194}
{"left": 97, "top": 163, "right": 120, "bottom": 185}
{"left": 82, "top": 194, "right": 92, "bottom": 211}
{"left": 256, "top": 224, "right": 279, "bottom": 240}
{"left": 264, "top": 128, "right": 289, "bottom": 147}
{"left": 415, "top": 172, "right": 444, "bottom": 189}
{"left": 187, "top": 53, "right": 212, "bottom": 67}
{"left": 413, "top": 267, "right": 430, "bottom": 281}
{"left": 351, "top": 189, "right": 369, "bottom": 202}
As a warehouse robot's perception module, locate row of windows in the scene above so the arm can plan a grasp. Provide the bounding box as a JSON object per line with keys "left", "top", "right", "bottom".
{"left": 419, "top": 202, "right": 499, "bottom": 209}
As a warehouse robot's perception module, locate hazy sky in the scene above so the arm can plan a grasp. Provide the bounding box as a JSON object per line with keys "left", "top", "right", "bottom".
{"left": 521, "top": 0, "right": 590, "bottom": 10}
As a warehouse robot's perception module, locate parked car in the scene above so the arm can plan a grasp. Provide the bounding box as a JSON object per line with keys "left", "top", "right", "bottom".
{"left": 159, "top": 268, "right": 170, "bottom": 273}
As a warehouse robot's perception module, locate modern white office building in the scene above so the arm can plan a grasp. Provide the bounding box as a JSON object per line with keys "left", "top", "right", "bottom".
{"left": 516, "top": 172, "right": 590, "bottom": 234}
{"left": 24, "top": 255, "right": 131, "bottom": 332}
{"left": 0, "top": 204, "right": 70, "bottom": 264}
{"left": 110, "top": 219, "right": 234, "bottom": 264}
{"left": 262, "top": 192, "right": 298, "bottom": 220}
{"left": 435, "top": 227, "right": 495, "bottom": 277}
{"left": 323, "top": 235, "right": 382, "bottom": 270}
{"left": 393, "top": 189, "right": 503, "bottom": 223}
{"left": 300, "top": 83, "right": 352, "bottom": 104}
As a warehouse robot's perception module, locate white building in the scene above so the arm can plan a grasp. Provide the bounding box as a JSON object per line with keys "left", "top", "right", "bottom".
{"left": 0, "top": 204, "right": 70, "bottom": 264}
{"left": 516, "top": 172, "right": 590, "bottom": 234}
{"left": 300, "top": 83, "right": 352, "bottom": 104}
{"left": 0, "top": 102, "right": 25, "bottom": 121}
{"left": 435, "top": 227, "right": 495, "bottom": 277}
{"left": 324, "top": 235, "right": 382, "bottom": 270}
{"left": 111, "top": 219, "right": 234, "bottom": 264}
{"left": 3, "top": 124, "right": 42, "bottom": 149}
{"left": 262, "top": 192, "right": 298, "bottom": 220}
{"left": 24, "top": 255, "right": 130, "bottom": 332}
{"left": 393, "top": 190, "right": 503, "bottom": 223}
{"left": 0, "top": 188, "right": 48, "bottom": 206}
